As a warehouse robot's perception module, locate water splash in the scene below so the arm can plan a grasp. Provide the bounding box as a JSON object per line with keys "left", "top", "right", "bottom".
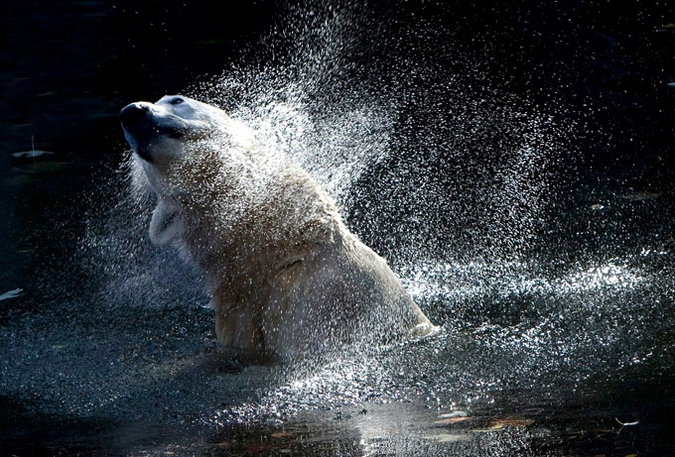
{"left": 189, "top": 4, "right": 397, "bottom": 208}
{"left": 207, "top": 251, "right": 664, "bottom": 429}
{"left": 181, "top": 1, "right": 571, "bottom": 266}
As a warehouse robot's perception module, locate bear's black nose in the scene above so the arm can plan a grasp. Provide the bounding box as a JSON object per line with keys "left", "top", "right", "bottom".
{"left": 120, "top": 103, "right": 150, "bottom": 131}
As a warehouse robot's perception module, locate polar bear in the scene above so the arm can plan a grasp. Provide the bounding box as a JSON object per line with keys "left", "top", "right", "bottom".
{"left": 120, "top": 95, "right": 435, "bottom": 358}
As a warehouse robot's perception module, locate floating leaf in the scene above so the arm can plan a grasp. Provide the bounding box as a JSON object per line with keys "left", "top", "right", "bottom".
{"left": 474, "top": 423, "right": 505, "bottom": 432}
{"left": 434, "top": 416, "right": 470, "bottom": 425}
{"left": 0, "top": 288, "right": 23, "bottom": 301}
{"left": 12, "top": 150, "right": 55, "bottom": 158}
{"left": 615, "top": 418, "right": 639, "bottom": 427}
{"left": 474, "top": 417, "right": 535, "bottom": 432}
{"left": 493, "top": 417, "right": 535, "bottom": 428}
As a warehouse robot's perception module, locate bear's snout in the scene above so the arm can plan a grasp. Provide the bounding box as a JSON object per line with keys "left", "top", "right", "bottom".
{"left": 121, "top": 101, "right": 190, "bottom": 163}
{"left": 120, "top": 102, "right": 157, "bottom": 162}
{"left": 120, "top": 103, "right": 151, "bottom": 132}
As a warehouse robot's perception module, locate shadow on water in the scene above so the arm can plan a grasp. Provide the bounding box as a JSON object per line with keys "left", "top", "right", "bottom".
{"left": 1, "top": 0, "right": 675, "bottom": 455}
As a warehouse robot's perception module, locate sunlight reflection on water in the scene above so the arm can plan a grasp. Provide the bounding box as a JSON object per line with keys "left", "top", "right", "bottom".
{"left": 403, "top": 258, "right": 645, "bottom": 304}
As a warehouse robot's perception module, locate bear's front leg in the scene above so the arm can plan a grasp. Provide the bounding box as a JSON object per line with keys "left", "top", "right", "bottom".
{"left": 212, "top": 299, "right": 264, "bottom": 351}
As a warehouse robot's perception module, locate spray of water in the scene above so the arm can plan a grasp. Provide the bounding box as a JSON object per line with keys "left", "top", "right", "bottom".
{"left": 189, "top": 11, "right": 397, "bottom": 209}
{"left": 180, "top": 2, "right": 569, "bottom": 268}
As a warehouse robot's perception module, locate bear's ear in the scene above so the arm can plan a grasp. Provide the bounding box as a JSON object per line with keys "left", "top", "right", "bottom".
{"left": 148, "top": 199, "right": 184, "bottom": 246}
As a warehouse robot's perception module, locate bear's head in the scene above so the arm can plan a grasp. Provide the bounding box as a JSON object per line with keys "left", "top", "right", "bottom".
{"left": 120, "top": 95, "right": 258, "bottom": 197}
{"left": 119, "top": 95, "right": 233, "bottom": 164}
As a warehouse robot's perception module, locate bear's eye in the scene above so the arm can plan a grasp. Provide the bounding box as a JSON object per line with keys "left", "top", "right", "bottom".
{"left": 170, "top": 97, "right": 184, "bottom": 105}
